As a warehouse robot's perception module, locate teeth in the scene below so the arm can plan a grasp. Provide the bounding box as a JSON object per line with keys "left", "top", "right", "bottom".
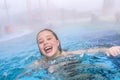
{"left": 45, "top": 47, "right": 51, "bottom": 50}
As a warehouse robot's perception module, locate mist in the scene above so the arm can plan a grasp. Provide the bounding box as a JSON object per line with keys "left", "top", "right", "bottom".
{"left": 0, "top": 0, "right": 120, "bottom": 41}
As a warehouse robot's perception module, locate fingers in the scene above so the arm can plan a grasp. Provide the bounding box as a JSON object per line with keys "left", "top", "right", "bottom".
{"left": 106, "top": 46, "right": 120, "bottom": 56}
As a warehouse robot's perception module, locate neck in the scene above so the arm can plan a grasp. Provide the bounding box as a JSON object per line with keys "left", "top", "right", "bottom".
{"left": 46, "top": 50, "right": 62, "bottom": 61}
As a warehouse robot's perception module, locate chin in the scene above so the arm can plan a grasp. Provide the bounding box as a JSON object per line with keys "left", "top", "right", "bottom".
{"left": 47, "top": 54, "right": 54, "bottom": 58}
{"left": 45, "top": 53, "right": 53, "bottom": 57}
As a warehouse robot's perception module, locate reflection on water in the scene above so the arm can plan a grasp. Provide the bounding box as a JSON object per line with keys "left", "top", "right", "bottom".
{"left": 46, "top": 54, "right": 119, "bottom": 80}
{"left": 17, "top": 53, "right": 120, "bottom": 80}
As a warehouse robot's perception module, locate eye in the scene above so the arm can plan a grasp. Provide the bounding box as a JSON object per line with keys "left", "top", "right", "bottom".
{"left": 47, "top": 37, "right": 52, "bottom": 40}
{"left": 39, "top": 40, "right": 44, "bottom": 44}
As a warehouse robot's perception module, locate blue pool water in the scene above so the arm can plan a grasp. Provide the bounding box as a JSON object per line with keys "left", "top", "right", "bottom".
{"left": 0, "top": 22, "right": 120, "bottom": 80}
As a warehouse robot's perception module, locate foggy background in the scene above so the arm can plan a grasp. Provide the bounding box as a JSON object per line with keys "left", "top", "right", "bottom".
{"left": 0, "top": 0, "right": 120, "bottom": 41}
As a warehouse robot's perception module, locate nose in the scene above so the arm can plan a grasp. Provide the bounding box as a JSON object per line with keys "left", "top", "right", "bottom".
{"left": 43, "top": 39, "right": 48, "bottom": 45}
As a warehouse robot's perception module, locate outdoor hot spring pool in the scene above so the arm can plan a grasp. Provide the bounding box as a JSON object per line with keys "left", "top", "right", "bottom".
{"left": 0, "top": 23, "right": 120, "bottom": 80}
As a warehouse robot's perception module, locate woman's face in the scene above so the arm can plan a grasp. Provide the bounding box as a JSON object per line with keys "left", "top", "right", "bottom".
{"left": 37, "top": 30, "right": 60, "bottom": 58}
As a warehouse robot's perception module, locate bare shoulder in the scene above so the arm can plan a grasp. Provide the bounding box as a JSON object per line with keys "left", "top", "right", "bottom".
{"left": 28, "top": 60, "right": 40, "bottom": 68}
{"left": 60, "top": 51, "right": 76, "bottom": 56}
{"left": 60, "top": 50, "right": 85, "bottom": 56}
{"left": 28, "top": 59, "right": 47, "bottom": 69}
{"left": 61, "top": 51, "right": 69, "bottom": 56}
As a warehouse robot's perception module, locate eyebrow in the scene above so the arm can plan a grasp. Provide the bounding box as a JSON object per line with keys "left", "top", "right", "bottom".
{"left": 38, "top": 39, "right": 42, "bottom": 41}
{"left": 38, "top": 35, "right": 53, "bottom": 40}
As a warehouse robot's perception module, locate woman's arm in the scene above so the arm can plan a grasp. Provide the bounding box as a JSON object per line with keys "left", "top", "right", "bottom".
{"left": 69, "top": 46, "right": 120, "bottom": 56}
{"left": 70, "top": 47, "right": 107, "bottom": 54}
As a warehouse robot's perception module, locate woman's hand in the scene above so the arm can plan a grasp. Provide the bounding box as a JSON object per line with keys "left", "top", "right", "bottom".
{"left": 106, "top": 46, "right": 120, "bottom": 56}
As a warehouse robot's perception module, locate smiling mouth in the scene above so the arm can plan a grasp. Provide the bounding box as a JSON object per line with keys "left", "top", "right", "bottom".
{"left": 44, "top": 46, "right": 53, "bottom": 53}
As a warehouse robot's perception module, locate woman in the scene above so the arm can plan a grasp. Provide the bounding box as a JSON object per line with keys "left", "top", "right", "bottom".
{"left": 37, "top": 29, "right": 120, "bottom": 59}
{"left": 16, "top": 28, "right": 120, "bottom": 79}
{"left": 29, "top": 29, "right": 120, "bottom": 72}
